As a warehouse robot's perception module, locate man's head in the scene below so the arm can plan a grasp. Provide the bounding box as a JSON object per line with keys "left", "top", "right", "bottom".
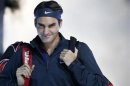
{"left": 34, "top": 1, "right": 63, "bottom": 44}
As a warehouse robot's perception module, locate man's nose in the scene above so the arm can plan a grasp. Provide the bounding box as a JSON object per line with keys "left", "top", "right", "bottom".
{"left": 44, "top": 27, "right": 49, "bottom": 35}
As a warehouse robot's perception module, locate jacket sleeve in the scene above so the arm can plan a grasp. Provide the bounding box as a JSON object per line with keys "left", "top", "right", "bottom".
{"left": 68, "top": 42, "right": 110, "bottom": 86}
{"left": 0, "top": 48, "right": 22, "bottom": 86}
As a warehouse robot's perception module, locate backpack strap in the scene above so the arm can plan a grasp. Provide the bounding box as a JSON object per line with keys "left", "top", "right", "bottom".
{"left": 60, "top": 36, "right": 78, "bottom": 64}
{"left": 22, "top": 46, "right": 32, "bottom": 86}
{"left": 68, "top": 36, "right": 77, "bottom": 52}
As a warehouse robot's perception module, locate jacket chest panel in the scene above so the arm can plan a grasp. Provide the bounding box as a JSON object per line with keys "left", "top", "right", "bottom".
{"left": 31, "top": 53, "right": 74, "bottom": 85}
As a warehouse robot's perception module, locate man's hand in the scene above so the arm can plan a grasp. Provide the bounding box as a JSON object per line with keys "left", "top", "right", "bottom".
{"left": 60, "top": 48, "right": 78, "bottom": 66}
{"left": 16, "top": 64, "right": 35, "bottom": 86}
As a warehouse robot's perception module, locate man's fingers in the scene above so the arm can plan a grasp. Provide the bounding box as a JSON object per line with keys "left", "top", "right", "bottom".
{"left": 62, "top": 49, "right": 69, "bottom": 53}
{"left": 22, "top": 70, "right": 30, "bottom": 78}
{"left": 17, "top": 64, "right": 35, "bottom": 79}
{"left": 17, "top": 68, "right": 29, "bottom": 78}
{"left": 60, "top": 49, "right": 68, "bottom": 58}
{"left": 23, "top": 64, "right": 32, "bottom": 76}
{"left": 20, "top": 67, "right": 30, "bottom": 78}
{"left": 24, "top": 66, "right": 31, "bottom": 76}
{"left": 24, "top": 64, "right": 31, "bottom": 70}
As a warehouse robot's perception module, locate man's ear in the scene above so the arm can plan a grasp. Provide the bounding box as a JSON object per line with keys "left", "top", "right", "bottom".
{"left": 59, "top": 19, "right": 62, "bottom": 28}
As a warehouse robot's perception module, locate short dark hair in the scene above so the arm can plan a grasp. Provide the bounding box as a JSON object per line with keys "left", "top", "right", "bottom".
{"left": 34, "top": 1, "right": 63, "bottom": 26}
{"left": 34, "top": 1, "right": 63, "bottom": 16}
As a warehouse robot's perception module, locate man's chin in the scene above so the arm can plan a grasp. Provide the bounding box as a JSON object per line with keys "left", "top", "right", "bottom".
{"left": 42, "top": 39, "right": 51, "bottom": 44}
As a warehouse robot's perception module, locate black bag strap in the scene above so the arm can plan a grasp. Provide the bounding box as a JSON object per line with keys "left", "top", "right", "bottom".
{"left": 68, "top": 36, "right": 77, "bottom": 53}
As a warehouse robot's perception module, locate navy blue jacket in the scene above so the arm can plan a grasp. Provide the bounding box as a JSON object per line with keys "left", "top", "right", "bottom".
{"left": 0, "top": 33, "right": 110, "bottom": 86}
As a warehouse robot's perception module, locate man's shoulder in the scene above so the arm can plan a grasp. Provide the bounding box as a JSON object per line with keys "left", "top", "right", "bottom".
{"left": 12, "top": 41, "right": 30, "bottom": 46}
{"left": 10, "top": 41, "right": 31, "bottom": 52}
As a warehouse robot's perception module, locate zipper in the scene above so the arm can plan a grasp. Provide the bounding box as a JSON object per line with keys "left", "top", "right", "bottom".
{"left": 46, "top": 53, "right": 50, "bottom": 71}
{"left": 47, "top": 59, "right": 49, "bottom": 71}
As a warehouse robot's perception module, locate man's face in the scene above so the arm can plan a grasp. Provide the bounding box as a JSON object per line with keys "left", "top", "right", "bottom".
{"left": 35, "top": 17, "right": 61, "bottom": 44}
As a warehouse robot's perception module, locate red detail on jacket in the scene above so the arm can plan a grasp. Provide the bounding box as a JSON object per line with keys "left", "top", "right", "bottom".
{"left": 108, "top": 82, "right": 113, "bottom": 86}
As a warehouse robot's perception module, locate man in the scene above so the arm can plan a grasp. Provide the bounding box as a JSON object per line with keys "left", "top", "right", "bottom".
{"left": 0, "top": 1, "right": 112, "bottom": 86}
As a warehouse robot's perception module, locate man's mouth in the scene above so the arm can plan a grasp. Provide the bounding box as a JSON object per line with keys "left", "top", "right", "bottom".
{"left": 43, "top": 35, "right": 50, "bottom": 39}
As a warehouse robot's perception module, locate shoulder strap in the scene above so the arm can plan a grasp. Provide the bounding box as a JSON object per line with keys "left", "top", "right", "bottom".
{"left": 19, "top": 43, "right": 32, "bottom": 86}
{"left": 22, "top": 46, "right": 32, "bottom": 86}
{"left": 68, "top": 36, "right": 78, "bottom": 53}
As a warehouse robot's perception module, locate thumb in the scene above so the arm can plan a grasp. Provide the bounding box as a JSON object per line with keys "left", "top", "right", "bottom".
{"left": 74, "top": 47, "right": 78, "bottom": 56}
{"left": 31, "top": 65, "right": 35, "bottom": 72}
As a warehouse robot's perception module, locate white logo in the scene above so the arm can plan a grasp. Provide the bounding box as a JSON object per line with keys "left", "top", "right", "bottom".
{"left": 44, "top": 11, "right": 51, "bottom": 14}
{"left": 24, "top": 51, "right": 29, "bottom": 64}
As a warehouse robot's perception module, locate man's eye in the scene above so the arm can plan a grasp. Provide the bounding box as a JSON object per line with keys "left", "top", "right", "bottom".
{"left": 37, "top": 23, "right": 45, "bottom": 28}
{"left": 49, "top": 23, "right": 56, "bottom": 28}
{"left": 40, "top": 26, "right": 44, "bottom": 28}
{"left": 38, "top": 25, "right": 45, "bottom": 29}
